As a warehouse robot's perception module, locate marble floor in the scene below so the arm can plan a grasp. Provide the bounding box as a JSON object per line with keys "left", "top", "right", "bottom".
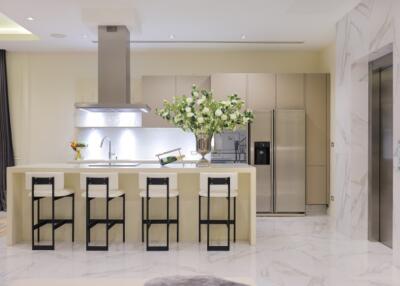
{"left": 1, "top": 215, "right": 400, "bottom": 286}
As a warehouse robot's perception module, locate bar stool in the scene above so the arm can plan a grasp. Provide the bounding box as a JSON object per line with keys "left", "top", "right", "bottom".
{"left": 80, "top": 173, "right": 125, "bottom": 251}
{"left": 199, "top": 173, "right": 238, "bottom": 251}
{"left": 25, "top": 172, "right": 74, "bottom": 250}
{"left": 139, "top": 173, "right": 179, "bottom": 251}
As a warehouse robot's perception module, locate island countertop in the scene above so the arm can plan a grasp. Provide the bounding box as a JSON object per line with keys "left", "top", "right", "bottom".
{"left": 7, "top": 163, "right": 256, "bottom": 246}
{"left": 8, "top": 162, "right": 255, "bottom": 172}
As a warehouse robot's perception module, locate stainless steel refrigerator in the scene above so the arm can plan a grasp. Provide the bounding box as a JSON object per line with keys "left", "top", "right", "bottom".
{"left": 249, "top": 109, "right": 306, "bottom": 214}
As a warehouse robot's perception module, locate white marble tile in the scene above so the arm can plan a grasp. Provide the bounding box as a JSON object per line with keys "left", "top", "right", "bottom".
{"left": 1, "top": 217, "right": 400, "bottom": 286}
{"left": 334, "top": 0, "right": 400, "bottom": 264}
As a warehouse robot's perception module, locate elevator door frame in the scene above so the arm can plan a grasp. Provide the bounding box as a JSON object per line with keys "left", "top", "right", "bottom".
{"left": 368, "top": 52, "right": 393, "bottom": 247}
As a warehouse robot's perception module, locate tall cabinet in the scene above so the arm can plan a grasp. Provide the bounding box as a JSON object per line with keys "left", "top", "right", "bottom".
{"left": 305, "top": 74, "right": 329, "bottom": 205}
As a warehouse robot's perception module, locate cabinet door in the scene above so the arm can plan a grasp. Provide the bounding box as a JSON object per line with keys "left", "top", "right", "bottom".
{"left": 307, "top": 166, "right": 327, "bottom": 204}
{"left": 247, "top": 73, "right": 276, "bottom": 111}
{"left": 211, "top": 74, "right": 247, "bottom": 102}
{"left": 305, "top": 74, "right": 328, "bottom": 205}
{"left": 305, "top": 74, "right": 327, "bottom": 166}
{"left": 176, "top": 76, "right": 211, "bottom": 97}
{"left": 142, "top": 76, "right": 175, "bottom": 127}
{"left": 276, "top": 74, "right": 304, "bottom": 109}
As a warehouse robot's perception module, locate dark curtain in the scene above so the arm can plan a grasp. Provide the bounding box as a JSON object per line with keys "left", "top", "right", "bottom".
{"left": 0, "top": 50, "right": 14, "bottom": 211}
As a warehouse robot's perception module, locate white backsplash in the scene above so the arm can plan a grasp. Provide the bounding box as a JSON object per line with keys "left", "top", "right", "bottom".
{"left": 75, "top": 110, "right": 142, "bottom": 128}
{"left": 76, "top": 128, "right": 202, "bottom": 161}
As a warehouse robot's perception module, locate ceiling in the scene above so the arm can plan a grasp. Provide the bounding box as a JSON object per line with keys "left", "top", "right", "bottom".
{"left": 0, "top": 13, "right": 38, "bottom": 41}
{"left": 0, "top": 0, "right": 360, "bottom": 52}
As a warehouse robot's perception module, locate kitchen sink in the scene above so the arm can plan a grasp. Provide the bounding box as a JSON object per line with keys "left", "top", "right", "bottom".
{"left": 88, "top": 163, "right": 140, "bottom": 167}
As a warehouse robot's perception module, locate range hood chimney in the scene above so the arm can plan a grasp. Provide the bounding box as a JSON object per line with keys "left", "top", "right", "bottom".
{"left": 75, "top": 25, "right": 150, "bottom": 113}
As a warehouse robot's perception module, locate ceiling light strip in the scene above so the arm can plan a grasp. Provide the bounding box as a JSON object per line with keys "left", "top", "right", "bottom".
{"left": 92, "top": 40, "right": 304, "bottom": 45}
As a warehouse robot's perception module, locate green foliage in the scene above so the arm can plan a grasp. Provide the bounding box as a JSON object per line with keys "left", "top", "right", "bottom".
{"left": 156, "top": 85, "right": 254, "bottom": 135}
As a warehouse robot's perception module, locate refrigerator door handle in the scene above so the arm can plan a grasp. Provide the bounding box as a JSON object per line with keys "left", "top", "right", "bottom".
{"left": 272, "top": 109, "right": 276, "bottom": 213}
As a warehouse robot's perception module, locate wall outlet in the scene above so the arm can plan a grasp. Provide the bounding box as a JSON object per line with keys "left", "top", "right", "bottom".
{"left": 331, "top": 142, "right": 335, "bottom": 148}
{"left": 330, "top": 195, "right": 335, "bottom": 202}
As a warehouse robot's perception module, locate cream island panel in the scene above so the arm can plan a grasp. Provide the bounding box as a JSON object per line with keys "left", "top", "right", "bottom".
{"left": 7, "top": 163, "right": 256, "bottom": 246}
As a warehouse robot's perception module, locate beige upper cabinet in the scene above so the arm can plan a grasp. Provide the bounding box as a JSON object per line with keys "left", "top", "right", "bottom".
{"left": 142, "top": 76, "right": 175, "bottom": 127}
{"left": 142, "top": 75, "right": 211, "bottom": 127}
{"left": 247, "top": 73, "right": 276, "bottom": 111}
{"left": 176, "top": 76, "right": 211, "bottom": 97}
{"left": 276, "top": 74, "right": 304, "bottom": 109}
{"left": 211, "top": 73, "right": 247, "bottom": 102}
{"left": 305, "top": 74, "right": 327, "bottom": 166}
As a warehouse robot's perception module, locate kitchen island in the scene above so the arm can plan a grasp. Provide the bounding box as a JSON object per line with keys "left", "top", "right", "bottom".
{"left": 6, "top": 163, "right": 256, "bottom": 246}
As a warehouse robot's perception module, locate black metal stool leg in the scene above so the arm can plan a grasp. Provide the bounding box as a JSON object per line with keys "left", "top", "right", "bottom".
{"left": 72, "top": 194, "right": 75, "bottom": 242}
{"left": 207, "top": 193, "right": 210, "bottom": 249}
{"left": 176, "top": 196, "right": 179, "bottom": 242}
{"left": 227, "top": 192, "right": 230, "bottom": 250}
{"left": 122, "top": 194, "right": 126, "bottom": 243}
{"left": 166, "top": 192, "right": 170, "bottom": 250}
{"left": 234, "top": 197, "right": 236, "bottom": 243}
{"left": 106, "top": 193, "right": 109, "bottom": 250}
{"left": 141, "top": 197, "right": 144, "bottom": 243}
{"left": 37, "top": 199, "right": 40, "bottom": 242}
{"left": 86, "top": 197, "right": 91, "bottom": 245}
{"left": 31, "top": 195, "right": 34, "bottom": 250}
{"left": 198, "top": 195, "right": 201, "bottom": 243}
{"left": 146, "top": 195, "right": 150, "bottom": 249}
{"left": 51, "top": 195, "right": 55, "bottom": 250}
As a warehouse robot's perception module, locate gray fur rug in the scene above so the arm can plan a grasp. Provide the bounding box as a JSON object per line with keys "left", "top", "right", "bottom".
{"left": 144, "top": 275, "right": 249, "bottom": 286}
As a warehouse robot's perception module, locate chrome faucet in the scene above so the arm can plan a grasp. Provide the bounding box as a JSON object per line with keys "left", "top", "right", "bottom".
{"left": 100, "top": 136, "right": 115, "bottom": 164}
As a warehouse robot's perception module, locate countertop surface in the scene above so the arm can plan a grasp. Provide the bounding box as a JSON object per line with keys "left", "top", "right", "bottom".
{"left": 7, "top": 162, "right": 255, "bottom": 173}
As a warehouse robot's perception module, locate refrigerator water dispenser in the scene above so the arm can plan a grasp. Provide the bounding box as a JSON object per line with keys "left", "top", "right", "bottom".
{"left": 254, "top": 142, "right": 270, "bottom": 165}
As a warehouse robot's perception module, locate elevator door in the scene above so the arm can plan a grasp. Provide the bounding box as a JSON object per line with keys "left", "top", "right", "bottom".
{"left": 379, "top": 66, "right": 393, "bottom": 248}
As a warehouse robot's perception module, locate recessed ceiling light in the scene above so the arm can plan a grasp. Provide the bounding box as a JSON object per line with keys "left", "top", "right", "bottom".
{"left": 50, "top": 33, "right": 67, "bottom": 38}
{"left": 169, "top": 34, "right": 175, "bottom": 40}
{"left": 241, "top": 34, "right": 246, "bottom": 40}
{"left": 82, "top": 34, "right": 88, "bottom": 39}
{"left": 26, "top": 17, "right": 34, "bottom": 21}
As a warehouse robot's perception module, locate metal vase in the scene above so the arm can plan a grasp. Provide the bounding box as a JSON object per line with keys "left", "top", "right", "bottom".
{"left": 195, "top": 133, "right": 212, "bottom": 166}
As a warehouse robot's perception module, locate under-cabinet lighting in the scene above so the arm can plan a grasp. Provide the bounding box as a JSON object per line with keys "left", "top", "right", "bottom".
{"left": 74, "top": 109, "right": 142, "bottom": 128}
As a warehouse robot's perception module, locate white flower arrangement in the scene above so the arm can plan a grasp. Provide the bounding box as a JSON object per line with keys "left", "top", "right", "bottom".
{"left": 157, "top": 85, "right": 254, "bottom": 135}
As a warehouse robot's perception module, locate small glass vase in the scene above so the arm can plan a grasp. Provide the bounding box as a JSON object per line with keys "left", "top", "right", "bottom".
{"left": 195, "top": 132, "right": 212, "bottom": 167}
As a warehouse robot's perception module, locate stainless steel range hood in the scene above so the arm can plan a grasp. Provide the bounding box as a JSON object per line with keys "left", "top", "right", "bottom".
{"left": 75, "top": 26, "right": 150, "bottom": 113}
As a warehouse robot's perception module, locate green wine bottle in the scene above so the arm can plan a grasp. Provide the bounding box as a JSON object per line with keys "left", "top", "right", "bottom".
{"left": 160, "top": 155, "right": 185, "bottom": 165}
